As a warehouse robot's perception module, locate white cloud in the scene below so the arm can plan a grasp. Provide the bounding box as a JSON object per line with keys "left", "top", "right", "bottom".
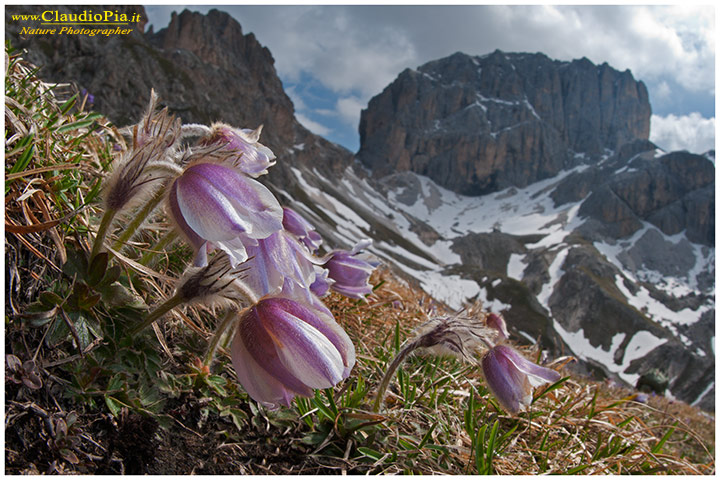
{"left": 336, "top": 96, "right": 365, "bottom": 128}
{"left": 295, "top": 113, "right": 332, "bottom": 137}
{"left": 145, "top": 5, "right": 715, "bottom": 151}
{"left": 654, "top": 81, "right": 672, "bottom": 101}
{"left": 650, "top": 113, "right": 716, "bottom": 154}
{"left": 148, "top": 5, "right": 714, "bottom": 97}
{"left": 234, "top": 6, "right": 417, "bottom": 98}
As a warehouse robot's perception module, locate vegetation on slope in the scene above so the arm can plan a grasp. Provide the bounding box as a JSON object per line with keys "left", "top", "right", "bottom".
{"left": 4, "top": 45, "right": 714, "bottom": 475}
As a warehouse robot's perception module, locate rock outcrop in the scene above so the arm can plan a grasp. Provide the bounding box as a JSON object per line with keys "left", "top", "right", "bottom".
{"left": 5, "top": 5, "right": 354, "bottom": 185}
{"left": 358, "top": 51, "right": 651, "bottom": 195}
{"left": 564, "top": 148, "right": 715, "bottom": 246}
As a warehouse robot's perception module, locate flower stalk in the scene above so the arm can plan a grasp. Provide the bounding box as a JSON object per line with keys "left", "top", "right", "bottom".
{"left": 138, "top": 229, "right": 178, "bottom": 266}
{"left": 372, "top": 338, "right": 424, "bottom": 412}
{"left": 111, "top": 187, "right": 166, "bottom": 252}
{"left": 90, "top": 208, "right": 117, "bottom": 260}
{"left": 203, "top": 308, "right": 240, "bottom": 366}
{"left": 130, "top": 294, "right": 185, "bottom": 336}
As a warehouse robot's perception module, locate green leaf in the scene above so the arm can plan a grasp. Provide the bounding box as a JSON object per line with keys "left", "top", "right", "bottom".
{"left": 301, "top": 431, "right": 328, "bottom": 446}
{"left": 220, "top": 408, "right": 248, "bottom": 431}
{"left": 78, "top": 292, "right": 102, "bottom": 311}
{"left": 651, "top": 422, "right": 677, "bottom": 454}
{"left": 88, "top": 252, "right": 109, "bottom": 286}
{"left": 71, "top": 312, "right": 100, "bottom": 350}
{"left": 59, "top": 93, "right": 78, "bottom": 115}
{"left": 104, "top": 395, "right": 125, "bottom": 417}
{"left": 46, "top": 316, "right": 70, "bottom": 347}
{"left": 98, "top": 283, "right": 146, "bottom": 308}
{"left": 205, "top": 375, "right": 228, "bottom": 397}
{"left": 565, "top": 464, "right": 591, "bottom": 475}
{"left": 39, "top": 291, "right": 64, "bottom": 308}
{"left": 7, "top": 134, "right": 35, "bottom": 174}
{"left": 98, "top": 265, "right": 122, "bottom": 287}
{"left": 63, "top": 248, "right": 89, "bottom": 279}
{"left": 357, "top": 447, "right": 384, "bottom": 461}
{"left": 59, "top": 448, "right": 79, "bottom": 464}
{"left": 23, "top": 302, "right": 59, "bottom": 327}
{"left": 418, "top": 423, "right": 437, "bottom": 450}
{"left": 56, "top": 118, "right": 96, "bottom": 133}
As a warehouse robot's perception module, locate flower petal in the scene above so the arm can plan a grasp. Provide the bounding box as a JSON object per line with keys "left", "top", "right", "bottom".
{"left": 500, "top": 345, "right": 561, "bottom": 387}
{"left": 244, "top": 231, "right": 317, "bottom": 296}
{"left": 185, "top": 163, "right": 282, "bottom": 238}
{"left": 168, "top": 180, "right": 204, "bottom": 249}
{"left": 238, "top": 308, "right": 315, "bottom": 396}
{"left": 175, "top": 169, "right": 250, "bottom": 241}
{"left": 231, "top": 326, "right": 301, "bottom": 408}
{"left": 482, "top": 347, "right": 531, "bottom": 414}
{"left": 259, "top": 305, "right": 345, "bottom": 389}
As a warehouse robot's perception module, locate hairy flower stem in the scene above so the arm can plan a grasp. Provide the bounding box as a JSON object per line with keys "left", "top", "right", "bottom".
{"left": 372, "top": 338, "right": 423, "bottom": 412}
{"left": 203, "top": 308, "right": 240, "bottom": 367}
{"left": 202, "top": 280, "right": 257, "bottom": 367}
{"left": 90, "top": 208, "right": 117, "bottom": 260}
{"left": 111, "top": 188, "right": 166, "bottom": 252}
{"left": 138, "top": 230, "right": 178, "bottom": 266}
{"left": 130, "top": 294, "right": 184, "bottom": 336}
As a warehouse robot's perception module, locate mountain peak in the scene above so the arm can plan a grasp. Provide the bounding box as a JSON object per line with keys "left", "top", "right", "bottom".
{"left": 358, "top": 50, "right": 651, "bottom": 195}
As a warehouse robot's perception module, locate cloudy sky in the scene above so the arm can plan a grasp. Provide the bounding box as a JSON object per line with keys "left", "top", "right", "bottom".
{"left": 146, "top": 4, "right": 715, "bottom": 154}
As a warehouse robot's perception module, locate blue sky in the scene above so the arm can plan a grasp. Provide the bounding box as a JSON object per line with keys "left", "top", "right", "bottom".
{"left": 146, "top": 5, "right": 716, "bottom": 154}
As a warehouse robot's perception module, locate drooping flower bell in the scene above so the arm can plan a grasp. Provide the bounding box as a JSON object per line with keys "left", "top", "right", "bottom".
{"left": 282, "top": 207, "right": 323, "bottom": 253}
{"left": 199, "top": 123, "right": 276, "bottom": 177}
{"left": 241, "top": 229, "right": 318, "bottom": 298}
{"left": 167, "top": 161, "right": 283, "bottom": 267}
{"left": 322, "top": 240, "right": 378, "bottom": 300}
{"left": 231, "top": 296, "right": 355, "bottom": 408}
{"left": 481, "top": 345, "right": 561, "bottom": 414}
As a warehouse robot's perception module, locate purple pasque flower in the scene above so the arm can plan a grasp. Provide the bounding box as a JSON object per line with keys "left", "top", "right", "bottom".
{"left": 167, "top": 161, "right": 283, "bottom": 267}
{"left": 486, "top": 313, "right": 509, "bottom": 340}
{"left": 200, "top": 123, "right": 276, "bottom": 177}
{"left": 231, "top": 295, "right": 355, "bottom": 408}
{"left": 282, "top": 207, "right": 323, "bottom": 253}
{"left": 321, "top": 239, "right": 378, "bottom": 300}
{"left": 481, "top": 345, "right": 561, "bottom": 414}
{"left": 241, "top": 229, "right": 318, "bottom": 298}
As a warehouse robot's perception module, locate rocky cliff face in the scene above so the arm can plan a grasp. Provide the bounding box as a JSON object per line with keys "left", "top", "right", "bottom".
{"left": 358, "top": 51, "right": 651, "bottom": 195}
{"left": 572, "top": 149, "right": 714, "bottom": 246}
{"left": 5, "top": 5, "right": 353, "bottom": 185}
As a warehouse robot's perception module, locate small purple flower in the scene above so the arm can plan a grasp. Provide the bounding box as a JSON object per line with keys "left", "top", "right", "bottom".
{"left": 322, "top": 240, "right": 378, "bottom": 300}
{"left": 482, "top": 345, "right": 561, "bottom": 414}
{"left": 282, "top": 207, "right": 323, "bottom": 253}
{"left": 81, "top": 88, "right": 95, "bottom": 105}
{"left": 201, "top": 123, "right": 276, "bottom": 177}
{"left": 486, "top": 313, "right": 509, "bottom": 340}
{"left": 167, "top": 162, "right": 283, "bottom": 267}
{"left": 231, "top": 296, "right": 355, "bottom": 408}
